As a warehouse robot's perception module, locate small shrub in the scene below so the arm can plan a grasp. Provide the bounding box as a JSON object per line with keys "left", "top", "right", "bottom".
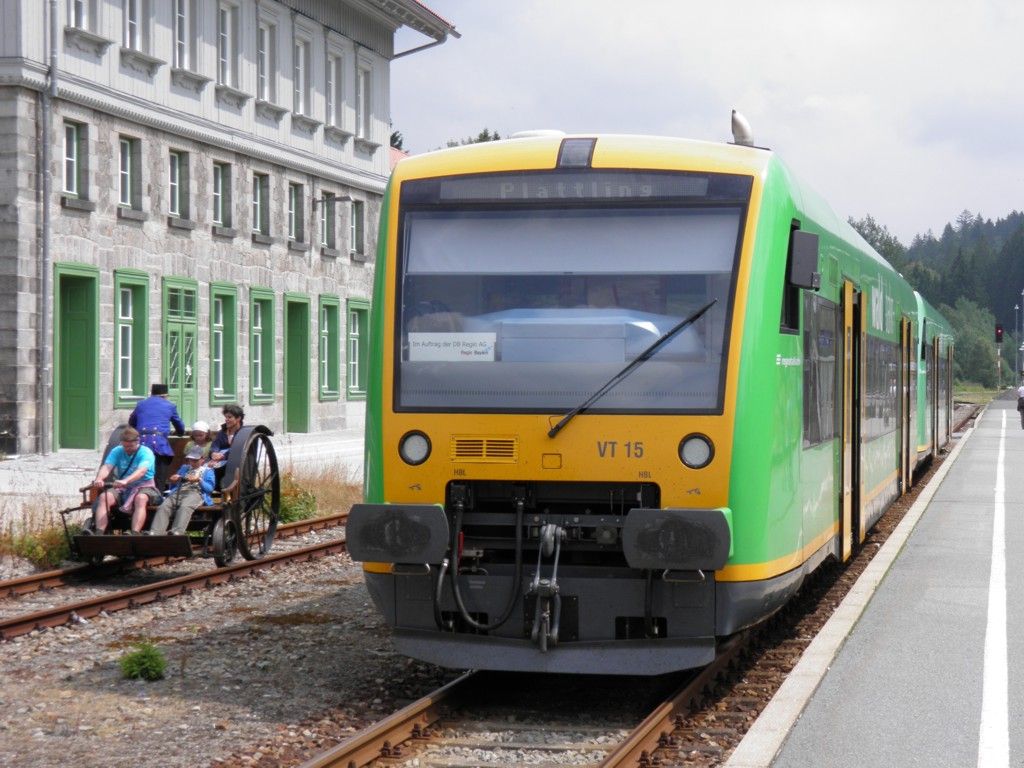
{"left": 120, "top": 642, "right": 167, "bottom": 681}
{"left": 278, "top": 471, "right": 318, "bottom": 523}
{"left": 8, "top": 526, "right": 74, "bottom": 569}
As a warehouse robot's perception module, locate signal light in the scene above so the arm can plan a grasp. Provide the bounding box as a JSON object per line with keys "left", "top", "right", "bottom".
{"left": 996, "top": 324, "right": 1004, "bottom": 343}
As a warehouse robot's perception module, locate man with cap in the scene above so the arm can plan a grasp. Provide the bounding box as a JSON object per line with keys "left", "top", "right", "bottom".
{"left": 149, "top": 446, "right": 216, "bottom": 535}
{"left": 129, "top": 383, "right": 185, "bottom": 492}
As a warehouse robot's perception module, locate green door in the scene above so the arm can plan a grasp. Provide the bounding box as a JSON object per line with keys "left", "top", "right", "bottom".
{"left": 285, "top": 296, "right": 310, "bottom": 432}
{"left": 56, "top": 271, "right": 98, "bottom": 448}
{"left": 164, "top": 281, "right": 198, "bottom": 426}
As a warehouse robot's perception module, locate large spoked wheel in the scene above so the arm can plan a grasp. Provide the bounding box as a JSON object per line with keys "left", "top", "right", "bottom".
{"left": 231, "top": 428, "right": 280, "bottom": 560}
{"left": 212, "top": 516, "right": 238, "bottom": 567}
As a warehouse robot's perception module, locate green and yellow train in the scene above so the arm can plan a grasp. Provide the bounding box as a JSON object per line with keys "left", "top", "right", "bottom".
{"left": 346, "top": 131, "right": 954, "bottom": 675}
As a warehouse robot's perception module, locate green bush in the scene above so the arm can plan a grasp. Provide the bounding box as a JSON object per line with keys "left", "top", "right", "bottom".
{"left": 120, "top": 642, "right": 167, "bottom": 681}
{"left": 278, "top": 472, "right": 318, "bottom": 523}
{"left": 7, "top": 526, "right": 74, "bottom": 569}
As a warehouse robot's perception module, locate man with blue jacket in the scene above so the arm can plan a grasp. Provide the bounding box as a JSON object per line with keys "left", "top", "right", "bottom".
{"left": 129, "top": 383, "right": 185, "bottom": 491}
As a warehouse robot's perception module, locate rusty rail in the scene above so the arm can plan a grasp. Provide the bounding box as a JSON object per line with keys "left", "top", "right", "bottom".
{"left": 0, "top": 535, "right": 348, "bottom": 640}
{"left": 298, "top": 672, "right": 477, "bottom": 768}
{"left": 0, "top": 512, "right": 347, "bottom": 599}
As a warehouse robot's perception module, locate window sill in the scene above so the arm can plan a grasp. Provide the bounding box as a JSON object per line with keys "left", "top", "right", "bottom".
{"left": 250, "top": 393, "right": 275, "bottom": 405}
{"left": 291, "top": 113, "right": 322, "bottom": 135}
{"left": 120, "top": 47, "right": 164, "bottom": 77}
{"left": 251, "top": 232, "right": 274, "bottom": 246}
{"left": 117, "top": 207, "right": 147, "bottom": 222}
{"left": 350, "top": 250, "right": 367, "bottom": 263}
{"left": 319, "top": 391, "right": 341, "bottom": 402}
{"left": 210, "top": 392, "right": 239, "bottom": 407}
{"left": 320, "top": 246, "right": 339, "bottom": 259}
{"left": 353, "top": 137, "right": 381, "bottom": 155}
{"left": 256, "top": 99, "right": 288, "bottom": 123}
{"left": 324, "top": 125, "right": 352, "bottom": 145}
{"left": 61, "top": 196, "right": 95, "bottom": 212}
{"left": 212, "top": 225, "right": 237, "bottom": 239}
{"left": 167, "top": 216, "right": 196, "bottom": 231}
{"left": 215, "top": 83, "right": 252, "bottom": 110}
{"left": 64, "top": 26, "right": 114, "bottom": 57}
{"left": 346, "top": 390, "right": 367, "bottom": 402}
{"left": 288, "top": 240, "right": 311, "bottom": 253}
{"left": 171, "top": 67, "right": 212, "bottom": 93}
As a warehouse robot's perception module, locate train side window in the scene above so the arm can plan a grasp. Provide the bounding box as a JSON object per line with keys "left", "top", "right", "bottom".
{"left": 803, "top": 293, "right": 839, "bottom": 448}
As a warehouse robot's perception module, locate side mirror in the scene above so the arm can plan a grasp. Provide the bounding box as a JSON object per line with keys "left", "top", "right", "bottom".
{"left": 789, "top": 230, "right": 821, "bottom": 290}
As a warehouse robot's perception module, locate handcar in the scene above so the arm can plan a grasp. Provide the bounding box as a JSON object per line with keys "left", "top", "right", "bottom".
{"left": 61, "top": 423, "right": 280, "bottom": 567}
{"left": 345, "top": 126, "right": 954, "bottom": 675}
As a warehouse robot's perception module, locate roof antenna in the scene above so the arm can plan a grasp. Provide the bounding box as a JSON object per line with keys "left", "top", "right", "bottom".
{"left": 731, "top": 109, "right": 754, "bottom": 146}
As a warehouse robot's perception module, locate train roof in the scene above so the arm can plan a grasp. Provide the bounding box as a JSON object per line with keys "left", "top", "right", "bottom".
{"left": 392, "top": 131, "right": 900, "bottom": 275}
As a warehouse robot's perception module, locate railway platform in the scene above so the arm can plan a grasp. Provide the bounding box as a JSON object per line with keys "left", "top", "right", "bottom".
{"left": 728, "top": 396, "right": 1016, "bottom": 768}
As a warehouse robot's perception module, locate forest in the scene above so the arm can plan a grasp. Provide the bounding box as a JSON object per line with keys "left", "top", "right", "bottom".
{"left": 850, "top": 210, "right": 1024, "bottom": 389}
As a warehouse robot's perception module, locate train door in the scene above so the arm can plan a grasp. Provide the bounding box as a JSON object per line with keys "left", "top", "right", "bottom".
{"left": 840, "top": 280, "right": 860, "bottom": 561}
{"left": 931, "top": 337, "right": 940, "bottom": 458}
{"left": 899, "top": 317, "right": 913, "bottom": 493}
{"left": 857, "top": 296, "right": 868, "bottom": 544}
{"left": 947, "top": 345, "right": 954, "bottom": 438}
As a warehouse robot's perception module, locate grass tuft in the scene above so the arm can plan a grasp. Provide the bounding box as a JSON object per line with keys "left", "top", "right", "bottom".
{"left": 119, "top": 641, "right": 167, "bottom": 681}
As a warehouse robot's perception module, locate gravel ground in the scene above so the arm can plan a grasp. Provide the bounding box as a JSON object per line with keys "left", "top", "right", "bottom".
{"left": 0, "top": 549, "right": 460, "bottom": 768}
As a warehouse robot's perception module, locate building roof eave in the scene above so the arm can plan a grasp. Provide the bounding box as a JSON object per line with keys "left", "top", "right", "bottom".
{"left": 355, "top": 0, "right": 459, "bottom": 43}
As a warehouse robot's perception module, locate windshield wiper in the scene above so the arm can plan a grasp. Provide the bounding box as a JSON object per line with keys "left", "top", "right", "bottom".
{"left": 547, "top": 299, "right": 718, "bottom": 439}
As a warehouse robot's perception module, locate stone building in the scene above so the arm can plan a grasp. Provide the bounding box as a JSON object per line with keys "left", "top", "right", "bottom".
{"left": 0, "top": 0, "right": 456, "bottom": 455}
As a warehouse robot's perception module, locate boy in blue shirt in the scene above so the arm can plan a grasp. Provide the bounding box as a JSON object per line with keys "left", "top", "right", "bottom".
{"left": 149, "top": 446, "right": 216, "bottom": 535}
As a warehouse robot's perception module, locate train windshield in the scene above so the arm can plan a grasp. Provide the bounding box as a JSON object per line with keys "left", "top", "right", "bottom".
{"left": 396, "top": 170, "right": 748, "bottom": 413}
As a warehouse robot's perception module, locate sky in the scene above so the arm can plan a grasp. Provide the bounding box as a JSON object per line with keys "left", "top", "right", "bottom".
{"left": 391, "top": 0, "right": 1024, "bottom": 245}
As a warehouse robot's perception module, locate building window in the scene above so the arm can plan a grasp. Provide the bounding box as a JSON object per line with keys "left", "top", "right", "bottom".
{"left": 288, "top": 183, "right": 304, "bottom": 242}
{"left": 210, "top": 283, "right": 237, "bottom": 403}
{"left": 212, "top": 162, "right": 231, "bottom": 227}
{"left": 347, "top": 299, "right": 369, "bottom": 398}
{"left": 326, "top": 54, "right": 342, "bottom": 127}
{"left": 168, "top": 151, "right": 189, "bottom": 218}
{"left": 173, "top": 0, "right": 192, "bottom": 69}
{"left": 293, "top": 39, "right": 309, "bottom": 114}
{"left": 71, "top": 0, "right": 92, "bottom": 29}
{"left": 217, "top": 3, "right": 236, "bottom": 87}
{"left": 63, "top": 122, "right": 87, "bottom": 197}
{"left": 356, "top": 66, "right": 371, "bottom": 139}
{"left": 350, "top": 199, "right": 364, "bottom": 255}
{"left": 123, "top": 0, "right": 140, "bottom": 49}
{"left": 257, "top": 21, "right": 276, "bottom": 102}
{"left": 319, "top": 193, "right": 336, "bottom": 249}
{"left": 319, "top": 296, "right": 340, "bottom": 399}
{"left": 119, "top": 136, "right": 141, "bottom": 209}
{"left": 252, "top": 173, "right": 269, "bottom": 234}
{"left": 250, "top": 289, "right": 275, "bottom": 402}
{"left": 114, "top": 270, "right": 149, "bottom": 406}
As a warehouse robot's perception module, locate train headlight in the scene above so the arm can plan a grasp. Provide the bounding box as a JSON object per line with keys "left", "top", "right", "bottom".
{"left": 679, "top": 434, "right": 714, "bottom": 469}
{"left": 399, "top": 431, "right": 431, "bottom": 465}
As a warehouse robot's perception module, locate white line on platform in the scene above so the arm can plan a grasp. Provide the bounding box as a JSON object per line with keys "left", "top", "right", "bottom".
{"left": 977, "top": 410, "right": 1008, "bottom": 767}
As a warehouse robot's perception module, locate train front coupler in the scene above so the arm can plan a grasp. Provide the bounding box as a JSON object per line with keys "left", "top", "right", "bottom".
{"left": 528, "top": 522, "right": 565, "bottom": 652}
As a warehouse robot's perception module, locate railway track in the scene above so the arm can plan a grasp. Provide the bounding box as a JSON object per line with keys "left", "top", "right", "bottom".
{"left": 0, "top": 513, "right": 348, "bottom": 640}
{"left": 0, "top": 512, "right": 347, "bottom": 599}
{"left": 289, "top": 403, "right": 981, "bottom": 768}
{"left": 295, "top": 636, "right": 746, "bottom": 768}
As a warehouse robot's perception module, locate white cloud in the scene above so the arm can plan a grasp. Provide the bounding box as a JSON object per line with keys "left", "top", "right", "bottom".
{"left": 393, "top": 1, "right": 1024, "bottom": 243}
